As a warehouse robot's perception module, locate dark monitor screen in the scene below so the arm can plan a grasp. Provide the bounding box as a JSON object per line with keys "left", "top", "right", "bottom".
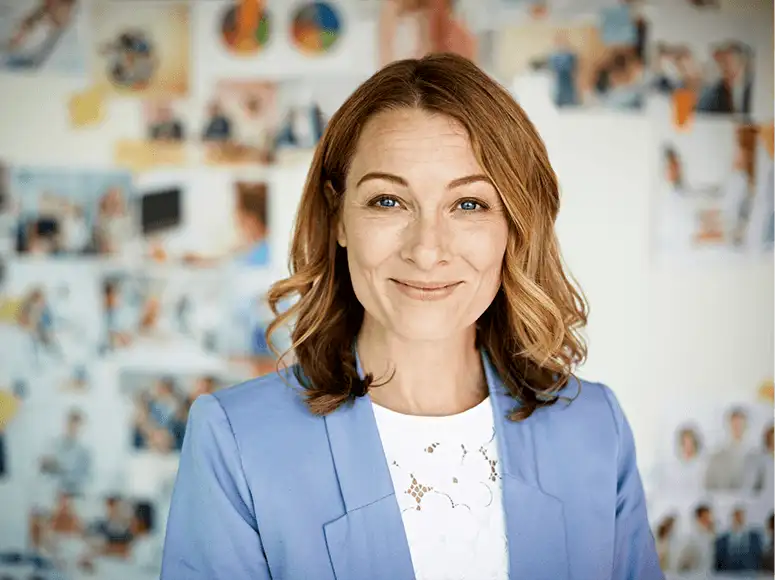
{"left": 140, "top": 187, "right": 182, "bottom": 235}
{"left": 35, "top": 218, "right": 59, "bottom": 237}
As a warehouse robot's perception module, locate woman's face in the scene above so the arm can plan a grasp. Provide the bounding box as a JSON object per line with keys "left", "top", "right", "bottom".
{"left": 338, "top": 108, "right": 509, "bottom": 341}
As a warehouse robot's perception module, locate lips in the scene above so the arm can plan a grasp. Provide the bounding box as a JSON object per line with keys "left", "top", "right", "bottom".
{"left": 391, "top": 279, "right": 462, "bottom": 291}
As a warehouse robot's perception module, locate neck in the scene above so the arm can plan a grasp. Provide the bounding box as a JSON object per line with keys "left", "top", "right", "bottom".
{"left": 356, "top": 315, "right": 486, "bottom": 416}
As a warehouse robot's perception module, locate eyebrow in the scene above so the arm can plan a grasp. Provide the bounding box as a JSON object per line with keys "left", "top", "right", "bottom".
{"left": 355, "top": 172, "right": 492, "bottom": 189}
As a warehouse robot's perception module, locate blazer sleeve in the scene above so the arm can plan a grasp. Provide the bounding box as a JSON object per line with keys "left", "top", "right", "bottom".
{"left": 161, "top": 394, "right": 272, "bottom": 579}
{"left": 602, "top": 386, "right": 665, "bottom": 580}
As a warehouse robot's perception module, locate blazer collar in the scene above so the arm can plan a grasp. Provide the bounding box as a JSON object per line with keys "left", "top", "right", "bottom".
{"left": 322, "top": 348, "right": 569, "bottom": 580}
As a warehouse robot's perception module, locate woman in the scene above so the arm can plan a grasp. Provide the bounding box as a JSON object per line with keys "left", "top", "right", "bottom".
{"left": 162, "top": 54, "right": 662, "bottom": 579}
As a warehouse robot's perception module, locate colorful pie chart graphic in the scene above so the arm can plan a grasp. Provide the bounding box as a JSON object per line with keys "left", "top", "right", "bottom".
{"left": 220, "top": 1, "right": 271, "bottom": 55}
{"left": 291, "top": 2, "right": 343, "bottom": 55}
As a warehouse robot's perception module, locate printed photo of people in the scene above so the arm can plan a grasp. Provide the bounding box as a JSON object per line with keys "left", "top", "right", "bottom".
{"left": 273, "top": 77, "right": 365, "bottom": 159}
{"left": 37, "top": 408, "right": 92, "bottom": 498}
{"left": 646, "top": 399, "right": 773, "bottom": 578}
{"left": 120, "top": 371, "right": 225, "bottom": 455}
{"left": 653, "top": 120, "right": 770, "bottom": 261}
{"left": 0, "top": 0, "right": 85, "bottom": 74}
{"left": 650, "top": 497, "right": 773, "bottom": 578}
{"left": 136, "top": 169, "right": 271, "bottom": 268}
{"left": 378, "top": 0, "right": 478, "bottom": 68}
{"left": 114, "top": 100, "right": 191, "bottom": 172}
{"left": 91, "top": 2, "right": 190, "bottom": 97}
{"left": 217, "top": 276, "right": 291, "bottom": 380}
{"left": 650, "top": 33, "right": 754, "bottom": 120}
{"left": 145, "top": 101, "right": 186, "bottom": 143}
{"left": 496, "top": 9, "right": 648, "bottom": 111}
{"left": 10, "top": 166, "right": 135, "bottom": 259}
{"left": 25, "top": 493, "right": 163, "bottom": 579}
{"left": 201, "top": 80, "right": 277, "bottom": 165}
{"left": 2, "top": 263, "right": 103, "bottom": 377}
{"left": 100, "top": 270, "right": 222, "bottom": 359}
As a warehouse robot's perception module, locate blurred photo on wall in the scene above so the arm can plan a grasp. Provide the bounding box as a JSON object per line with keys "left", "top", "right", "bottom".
{"left": 25, "top": 491, "right": 163, "bottom": 579}
{"left": 120, "top": 370, "right": 225, "bottom": 455}
{"left": 496, "top": 11, "right": 648, "bottom": 111}
{"left": 652, "top": 119, "right": 770, "bottom": 262}
{"left": 378, "top": 0, "right": 478, "bottom": 67}
{"left": 201, "top": 80, "right": 277, "bottom": 165}
{"left": 135, "top": 169, "right": 272, "bottom": 269}
{"left": 100, "top": 269, "right": 222, "bottom": 360}
{"left": 0, "top": 0, "right": 86, "bottom": 75}
{"left": 2, "top": 263, "right": 103, "bottom": 378}
{"left": 10, "top": 166, "right": 136, "bottom": 260}
{"left": 216, "top": 275, "right": 291, "bottom": 380}
{"left": 273, "top": 76, "right": 365, "bottom": 160}
{"left": 91, "top": 1, "right": 190, "bottom": 97}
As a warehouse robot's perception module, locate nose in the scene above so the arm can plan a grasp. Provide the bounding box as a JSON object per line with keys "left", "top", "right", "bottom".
{"left": 400, "top": 212, "right": 451, "bottom": 270}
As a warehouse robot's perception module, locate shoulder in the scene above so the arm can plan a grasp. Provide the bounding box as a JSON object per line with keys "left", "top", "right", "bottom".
{"left": 204, "top": 365, "right": 316, "bottom": 434}
{"left": 527, "top": 376, "right": 632, "bottom": 450}
{"left": 548, "top": 376, "right": 627, "bottom": 428}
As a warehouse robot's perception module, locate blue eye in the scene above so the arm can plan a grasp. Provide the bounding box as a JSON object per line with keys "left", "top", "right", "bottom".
{"left": 459, "top": 200, "right": 481, "bottom": 211}
{"left": 373, "top": 196, "right": 400, "bottom": 208}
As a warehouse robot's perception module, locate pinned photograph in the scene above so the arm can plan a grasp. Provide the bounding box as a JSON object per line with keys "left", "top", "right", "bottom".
{"left": 136, "top": 169, "right": 271, "bottom": 268}
{"left": 99, "top": 269, "right": 222, "bottom": 360}
{"left": 496, "top": 10, "right": 648, "bottom": 111}
{"left": 273, "top": 76, "right": 364, "bottom": 159}
{"left": 0, "top": 0, "right": 86, "bottom": 75}
{"left": 648, "top": 7, "right": 756, "bottom": 125}
{"left": 378, "top": 0, "right": 478, "bottom": 67}
{"left": 1, "top": 263, "right": 103, "bottom": 375}
{"left": 120, "top": 371, "right": 226, "bottom": 454}
{"left": 10, "top": 166, "right": 135, "bottom": 259}
{"left": 200, "top": 80, "right": 277, "bottom": 165}
{"left": 216, "top": 275, "right": 291, "bottom": 380}
{"left": 26, "top": 492, "right": 163, "bottom": 577}
{"left": 652, "top": 120, "right": 771, "bottom": 262}
{"left": 91, "top": 2, "right": 190, "bottom": 97}
{"left": 114, "top": 100, "right": 190, "bottom": 172}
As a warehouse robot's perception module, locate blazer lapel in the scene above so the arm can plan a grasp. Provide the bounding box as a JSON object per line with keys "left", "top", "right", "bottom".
{"left": 483, "top": 353, "right": 571, "bottom": 580}
{"left": 323, "top": 392, "right": 414, "bottom": 580}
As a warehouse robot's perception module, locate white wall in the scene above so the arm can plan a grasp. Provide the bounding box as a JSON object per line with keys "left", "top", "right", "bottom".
{"left": 0, "top": 0, "right": 772, "bottom": 557}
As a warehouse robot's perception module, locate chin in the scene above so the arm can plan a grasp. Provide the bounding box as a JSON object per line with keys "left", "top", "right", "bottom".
{"left": 386, "top": 311, "right": 470, "bottom": 342}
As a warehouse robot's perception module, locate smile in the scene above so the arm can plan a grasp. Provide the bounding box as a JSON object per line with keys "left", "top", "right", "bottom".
{"left": 390, "top": 279, "right": 463, "bottom": 301}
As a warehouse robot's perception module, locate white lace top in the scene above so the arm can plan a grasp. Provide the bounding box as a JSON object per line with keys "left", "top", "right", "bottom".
{"left": 372, "top": 396, "right": 509, "bottom": 580}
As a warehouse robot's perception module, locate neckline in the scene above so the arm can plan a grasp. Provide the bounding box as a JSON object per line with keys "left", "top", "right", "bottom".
{"left": 370, "top": 395, "right": 492, "bottom": 428}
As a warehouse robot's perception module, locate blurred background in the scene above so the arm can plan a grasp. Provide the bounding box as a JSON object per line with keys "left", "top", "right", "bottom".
{"left": 0, "top": 0, "right": 772, "bottom": 578}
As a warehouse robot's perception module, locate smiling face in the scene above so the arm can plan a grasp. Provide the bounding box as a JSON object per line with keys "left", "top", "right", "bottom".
{"left": 337, "top": 108, "right": 509, "bottom": 342}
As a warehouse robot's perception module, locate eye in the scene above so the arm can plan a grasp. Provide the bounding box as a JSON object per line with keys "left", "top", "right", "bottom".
{"left": 457, "top": 199, "right": 484, "bottom": 212}
{"left": 370, "top": 195, "right": 401, "bottom": 209}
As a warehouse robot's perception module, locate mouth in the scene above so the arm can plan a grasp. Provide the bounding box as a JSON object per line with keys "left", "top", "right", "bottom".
{"left": 389, "top": 279, "right": 463, "bottom": 301}
{"left": 390, "top": 279, "right": 462, "bottom": 291}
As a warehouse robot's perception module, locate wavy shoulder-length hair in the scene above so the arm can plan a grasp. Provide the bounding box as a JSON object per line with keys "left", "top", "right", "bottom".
{"left": 267, "top": 52, "right": 588, "bottom": 421}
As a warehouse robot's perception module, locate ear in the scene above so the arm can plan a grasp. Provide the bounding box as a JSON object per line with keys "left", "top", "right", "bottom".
{"left": 325, "top": 180, "right": 347, "bottom": 248}
{"left": 336, "top": 215, "right": 347, "bottom": 248}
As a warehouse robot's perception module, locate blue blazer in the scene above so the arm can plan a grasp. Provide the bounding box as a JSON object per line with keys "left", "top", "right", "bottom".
{"left": 161, "top": 353, "right": 663, "bottom": 580}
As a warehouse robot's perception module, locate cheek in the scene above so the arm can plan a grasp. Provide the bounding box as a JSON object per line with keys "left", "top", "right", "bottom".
{"left": 344, "top": 214, "right": 404, "bottom": 270}
{"left": 453, "top": 220, "right": 509, "bottom": 272}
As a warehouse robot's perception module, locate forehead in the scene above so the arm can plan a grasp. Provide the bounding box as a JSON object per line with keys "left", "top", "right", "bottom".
{"left": 348, "top": 108, "right": 482, "bottom": 183}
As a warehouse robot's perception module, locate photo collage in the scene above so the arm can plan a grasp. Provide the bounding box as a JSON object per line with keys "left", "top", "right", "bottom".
{"left": 0, "top": 0, "right": 772, "bottom": 578}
